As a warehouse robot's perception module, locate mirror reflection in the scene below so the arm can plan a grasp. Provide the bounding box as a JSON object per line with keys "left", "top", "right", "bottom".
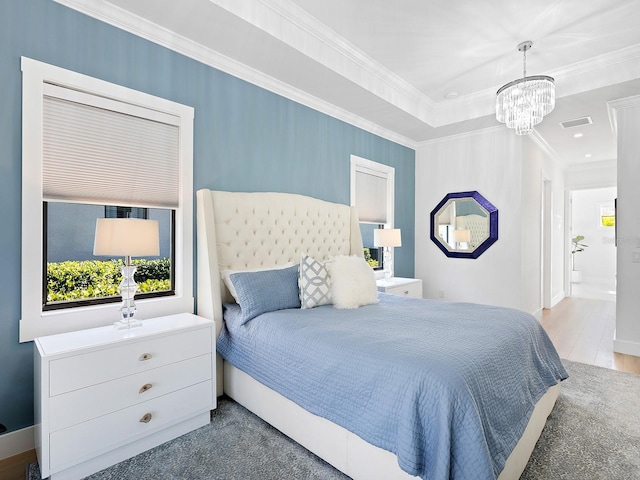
{"left": 435, "top": 199, "right": 489, "bottom": 251}
{"left": 430, "top": 191, "right": 498, "bottom": 259}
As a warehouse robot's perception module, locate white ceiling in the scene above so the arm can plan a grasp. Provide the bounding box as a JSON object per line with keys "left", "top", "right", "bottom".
{"left": 60, "top": 0, "right": 640, "bottom": 166}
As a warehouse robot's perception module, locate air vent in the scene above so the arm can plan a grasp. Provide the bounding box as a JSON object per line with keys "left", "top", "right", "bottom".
{"left": 560, "top": 116, "right": 593, "bottom": 129}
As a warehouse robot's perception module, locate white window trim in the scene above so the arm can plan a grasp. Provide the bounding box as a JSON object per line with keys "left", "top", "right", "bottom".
{"left": 350, "top": 155, "right": 396, "bottom": 279}
{"left": 20, "top": 57, "right": 195, "bottom": 342}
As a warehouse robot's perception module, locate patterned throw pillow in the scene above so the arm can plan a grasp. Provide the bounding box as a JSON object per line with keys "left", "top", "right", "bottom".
{"left": 299, "top": 254, "right": 331, "bottom": 309}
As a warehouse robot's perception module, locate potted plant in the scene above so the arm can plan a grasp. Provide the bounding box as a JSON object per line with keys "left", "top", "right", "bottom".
{"left": 571, "top": 235, "right": 588, "bottom": 283}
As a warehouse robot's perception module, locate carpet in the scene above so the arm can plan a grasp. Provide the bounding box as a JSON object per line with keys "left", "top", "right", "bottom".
{"left": 27, "top": 360, "right": 640, "bottom": 479}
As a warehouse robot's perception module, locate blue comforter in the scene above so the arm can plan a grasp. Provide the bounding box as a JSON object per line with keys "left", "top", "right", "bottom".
{"left": 217, "top": 294, "right": 567, "bottom": 480}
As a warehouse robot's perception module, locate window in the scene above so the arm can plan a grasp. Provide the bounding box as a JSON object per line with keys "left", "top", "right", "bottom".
{"left": 598, "top": 202, "right": 616, "bottom": 229}
{"left": 105, "top": 206, "right": 149, "bottom": 219}
{"left": 43, "top": 203, "right": 174, "bottom": 309}
{"left": 21, "top": 57, "right": 194, "bottom": 341}
{"left": 350, "top": 155, "right": 395, "bottom": 273}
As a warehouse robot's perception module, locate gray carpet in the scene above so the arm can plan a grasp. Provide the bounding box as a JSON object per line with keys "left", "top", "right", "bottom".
{"left": 27, "top": 360, "right": 640, "bottom": 479}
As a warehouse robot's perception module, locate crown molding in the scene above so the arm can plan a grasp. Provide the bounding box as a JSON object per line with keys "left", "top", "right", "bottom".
{"left": 53, "top": 0, "right": 417, "bottom": 148}
{"left": 415, "top": 125, "right": 506, "bottom": 148}
{"left": 528, "top": 129, "right": 565, "bottom": 170}
{"left": 212, "top": 0, "right": 436, "bottom": 124}
{"left": 434, "top": 43, "right": 640, "bottom": 127}
{"left": 607, "top": 93, "right": 640, "bottom": 138}
{"left": 554, "top": 43, "right": 640, "bottom": 84}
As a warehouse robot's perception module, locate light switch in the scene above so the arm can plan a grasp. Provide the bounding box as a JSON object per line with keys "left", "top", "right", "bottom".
{"left": 633, "top": 252, "right": 640, "bottom": 263}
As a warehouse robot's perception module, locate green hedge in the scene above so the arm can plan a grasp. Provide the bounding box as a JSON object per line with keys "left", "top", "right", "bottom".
{"left": 363, "top": 248, "right": 379, "bottom": 268}
{"left": 47, "top": 258, "right": 171, "bottom": 302}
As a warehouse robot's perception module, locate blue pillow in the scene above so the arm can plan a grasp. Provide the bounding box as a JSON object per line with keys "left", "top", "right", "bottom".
{"left": 229, "top": 264, "right": 301, "bottom": 323}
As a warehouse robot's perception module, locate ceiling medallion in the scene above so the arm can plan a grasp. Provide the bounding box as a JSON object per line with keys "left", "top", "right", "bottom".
{"left": 496, "top": 41, "right": 555, "bottom": 135}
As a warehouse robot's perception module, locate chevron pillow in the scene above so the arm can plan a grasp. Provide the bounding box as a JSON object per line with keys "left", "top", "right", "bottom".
{"left": 299, "top": 254, "right": 332, "bottom": 309}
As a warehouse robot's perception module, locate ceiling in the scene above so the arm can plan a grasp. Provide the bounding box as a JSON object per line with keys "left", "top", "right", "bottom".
{"left": 59, "top": 0, "right": 640, "bottom": 166}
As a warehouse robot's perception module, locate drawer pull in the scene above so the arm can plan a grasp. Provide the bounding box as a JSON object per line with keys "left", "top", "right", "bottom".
{"left": 139, "top": 353, "right": 153, "bottom": 361}
{"left": 139, "top": 413, "right": 153, "bottom": 423}
{"left": 139, "top": 383, "right": 153, "bottom": 394}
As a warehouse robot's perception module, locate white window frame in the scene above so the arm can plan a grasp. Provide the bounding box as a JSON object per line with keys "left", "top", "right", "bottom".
{"left": 20, "top": 57, "right": 194, "bottom": 342}
{"left": 350, "top": 155, "right": 395, "bottom": 278}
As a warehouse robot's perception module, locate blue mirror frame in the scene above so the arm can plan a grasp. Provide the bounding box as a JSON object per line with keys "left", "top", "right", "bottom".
{"left": 430, "top": 191, "right": 498, "bottom": 259}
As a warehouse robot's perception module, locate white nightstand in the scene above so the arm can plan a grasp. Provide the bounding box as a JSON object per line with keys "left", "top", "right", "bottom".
{"left": 377, "top": 277, "right": 423, "bottom": 298}
{"left": 34, "top": 313, "right": 215, "bottom": 480}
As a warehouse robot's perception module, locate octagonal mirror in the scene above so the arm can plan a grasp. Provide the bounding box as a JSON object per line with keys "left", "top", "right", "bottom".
{"left": 430, "top": 191, "right": 498, "bottom": 259}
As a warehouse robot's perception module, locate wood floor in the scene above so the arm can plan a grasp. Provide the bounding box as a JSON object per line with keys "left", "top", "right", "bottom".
{"left": 540, "top": 296, "right": 640, "bottom": 374}
{"left": 2, "top": 296, "right": 639, "bottom": 480}
{"left": 0, "top": 449, "right": 36, "bottom": 480}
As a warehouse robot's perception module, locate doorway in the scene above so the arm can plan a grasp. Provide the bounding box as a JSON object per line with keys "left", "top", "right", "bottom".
{"left": 569, "top": 187, "right": 617, "bottom": 301}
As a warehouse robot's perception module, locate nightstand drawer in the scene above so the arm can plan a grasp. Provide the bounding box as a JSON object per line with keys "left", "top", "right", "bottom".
{"left": 385, "top": 282, "right": 422, "bottom": 298}
{"left": 49, "top": 380, "right": 213, "bottom": 472}
{"left": 50, "top": 353, "right": 213, "bottom": 432}
{"left": 377, "top": 278, "right": 423, "bottom": 298}
{"left": 50, "top": 327, "right": 212, "bottom": 395}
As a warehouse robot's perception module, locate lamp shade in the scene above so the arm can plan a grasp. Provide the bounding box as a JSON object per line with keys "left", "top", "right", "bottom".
{"left": 452, "top": 229, "right": 471, "bottom": 243}
{"left": 93, "top": 218, "right": 160, "bottom": 257}
{"left": 374, "top": 228, "right": 402, "bottom": 248}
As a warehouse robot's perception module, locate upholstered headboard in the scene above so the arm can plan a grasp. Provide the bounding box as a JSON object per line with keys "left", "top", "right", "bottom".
{"left": 456, "top": 214, "right": 489, "bottom": 249}
{"left": 196, "top": 189, "right": 364, "bottom": 393}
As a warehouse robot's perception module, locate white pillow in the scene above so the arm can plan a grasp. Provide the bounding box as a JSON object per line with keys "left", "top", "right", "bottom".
{"left": 221, "top": 262, "right": 294, "bottom": 302}
{"left": 299, "top": 254, "right": 331, "bottom": 309}
{"left": 326, "top": 255, "right": 378, "bottom": 309}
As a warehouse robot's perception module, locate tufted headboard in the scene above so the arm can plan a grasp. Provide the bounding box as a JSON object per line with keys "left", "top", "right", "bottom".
{"left": 456, "top": 214, "right": 489, "bottom": 249}
{"left": 195, "top": 189, "right": 364, "bottom": 393}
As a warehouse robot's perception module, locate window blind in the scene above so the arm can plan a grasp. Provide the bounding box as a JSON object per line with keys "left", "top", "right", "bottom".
{"left": 355, "top": 169, "right": 388, "bottom": 224}
{"left": 42, "top": 89, "right": 180, "bottom": 208}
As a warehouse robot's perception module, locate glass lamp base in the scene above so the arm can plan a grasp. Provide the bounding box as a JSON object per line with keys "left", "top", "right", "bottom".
{"left": 383, "top": 247, "right": 394, "bottom": 283}
{"left": 115, "top": 260, "right": 141, "bottom": 330}
{"left": 383, "top": 269, "right": 394, "bottom": 283}
{"left": 113, "top": 318, "right": 143, "bottom": 330}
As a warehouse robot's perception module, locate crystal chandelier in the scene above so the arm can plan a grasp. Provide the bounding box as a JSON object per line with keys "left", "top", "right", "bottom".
{"left": 496, "top": 41, "right": 555, "bottom": 135}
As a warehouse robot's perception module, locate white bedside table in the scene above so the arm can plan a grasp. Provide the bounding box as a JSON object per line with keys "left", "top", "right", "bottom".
{"left": 377, "top": 277, "right": 423, "bottom": 298}
{"left": 34, "top": 312, "right": 215, "bottom": 480}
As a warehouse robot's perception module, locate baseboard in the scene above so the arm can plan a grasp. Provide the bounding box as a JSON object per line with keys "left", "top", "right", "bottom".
{"left": 550, "top": 291, "right": 565, "bottom": 308}
{"left": 613, "top": 338, "right": 640, "bottom": 357}
{"left": 0, "top": 425, "right": 34, "bottom": 461}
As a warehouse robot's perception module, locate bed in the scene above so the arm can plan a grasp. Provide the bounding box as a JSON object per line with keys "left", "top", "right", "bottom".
{"left": 195, "top": 189, "right": 567, "bottom": 480}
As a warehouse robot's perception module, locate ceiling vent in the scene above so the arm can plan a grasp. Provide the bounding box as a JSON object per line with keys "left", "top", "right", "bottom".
{"left": 559, "top": 116, "right": 593, "bottom": 129}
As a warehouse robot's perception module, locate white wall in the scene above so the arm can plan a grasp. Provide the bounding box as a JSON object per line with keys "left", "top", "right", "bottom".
{"left": 565, "top": 159, "right": 617, "bottom": 190}
{"left": 610, "top": 96, "right": 640, "bottom": 356}
{"left": 523, "top": 137, "right": 566, "bottom": 310}
{"left": 415, "top": 127, "right": 564, "bottom": 314}
{"left": 570, "top": 187, "right": 617, "bottom": 283}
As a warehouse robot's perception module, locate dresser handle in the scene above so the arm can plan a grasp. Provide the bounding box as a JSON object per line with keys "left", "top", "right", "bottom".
{"left": 139, "top": 353, "right": 152, "bottom": 361}
{"left": 139, "top": 383, "right": 153, "bottom": 394}
{"left": 139, "top": 413, "right": 152, "bottom": 423}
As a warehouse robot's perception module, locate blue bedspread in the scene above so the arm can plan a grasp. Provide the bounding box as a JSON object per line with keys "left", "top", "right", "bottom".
{"left": 217, "top": 293, "right": 567, "bottom": 480}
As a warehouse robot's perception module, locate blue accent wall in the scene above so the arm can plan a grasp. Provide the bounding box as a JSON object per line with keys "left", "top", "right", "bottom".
{"left": 0, "top": 0, "right": 414, "bottom": 433}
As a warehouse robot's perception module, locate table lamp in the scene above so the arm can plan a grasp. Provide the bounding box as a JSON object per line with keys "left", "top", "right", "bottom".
{"left": 374, "top": 228, "right": 402, "bottom": 282}
{"left": 452, "top": 229, "right": 471, "bottom": 249}
{"left": 94, "top": 218, "right": 160, "bottom": 330}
